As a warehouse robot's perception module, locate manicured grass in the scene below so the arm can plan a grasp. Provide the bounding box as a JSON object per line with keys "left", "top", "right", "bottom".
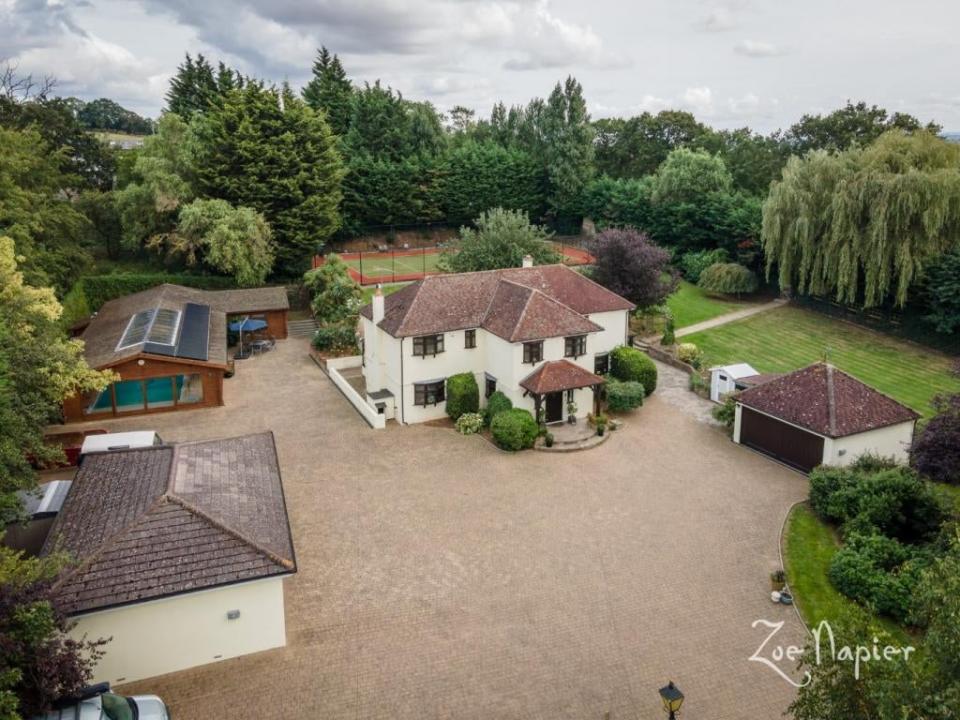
{"left": 343, "top": 252, "right": 444, "bottom": 279}
{"left": 360, "top": 282, "right": 409, "bottom": 305}
{"left": 784, "top": 504, "right": 910, "bottom": 644}
{"left": 683, "top": 305, "right": 960, "bottom": 417}
{"left": 666, "top": 281, "right": 746, "bottom": 328}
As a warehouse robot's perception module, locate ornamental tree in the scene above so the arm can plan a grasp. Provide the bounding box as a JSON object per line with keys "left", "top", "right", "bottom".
{"left": 651, "top": 147, "right": 733, "bottom": 205}
{"left": 303, "top": 254, "right": 361, "bottom": 325}
{"left": 587, "top": 228, "right": 677, "bottom": 309}
{"left": 441, "top": 208, "right": 558, "bottom": 273}
{"left": 911, "top": 393, "right": 960, "bottom": 485}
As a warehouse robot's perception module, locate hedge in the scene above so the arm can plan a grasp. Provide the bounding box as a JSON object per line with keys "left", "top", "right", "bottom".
{"left": 697, "top": 262, "right": 758, "bottom": 296}
{"left": 63, "top": 272, "right": 239, "bottom": 324}
{"left": 609, "top": 346, "right": 657, "bottom": 396}
{"left": 605, "top": 379, "right": 644, "bottom": 412}
{"left": 446, "top": 373, "right": 480, "bottom": 420}
{"left": 490, "top": 408, "right": 539, "bottom": 451}
{"left": 484, "top": 390, "right": 513, "bottom": 427}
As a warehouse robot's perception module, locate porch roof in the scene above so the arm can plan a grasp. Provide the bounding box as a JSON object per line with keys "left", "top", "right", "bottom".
{"left": 520, "top": 360, "right": 605, "bottom": 396}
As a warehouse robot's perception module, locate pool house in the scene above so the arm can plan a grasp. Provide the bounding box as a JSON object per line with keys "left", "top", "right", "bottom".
{"left": 63, "top": 284, "right": 288, "bottom": 422}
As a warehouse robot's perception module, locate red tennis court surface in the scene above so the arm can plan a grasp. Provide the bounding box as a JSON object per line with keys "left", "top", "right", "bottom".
{"left": 312, "top": 244, "right": 594, "bottom": 285}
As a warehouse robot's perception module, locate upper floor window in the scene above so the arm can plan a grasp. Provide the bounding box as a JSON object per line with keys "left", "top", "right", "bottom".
{"left": 413, "top": 334, "right": 444, "bottom": 357}
{"left": 523, "top": 341, "right": 543, "bottom": 364}
{"left": 594, "top": 353, "right": 610, "bottom": 375}
{"left": 565, "top": 335, "right": 587, "bottom": 358}
{"left": 464, "top": 329, "right": 476, "bottom": 349}
{"left": 414, "top": 380, "right": 446, "bottom": 406}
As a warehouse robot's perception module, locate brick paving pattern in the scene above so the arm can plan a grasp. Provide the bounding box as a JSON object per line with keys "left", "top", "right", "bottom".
{"left": 72, "top": 339, "right": 809, "bottom": 719}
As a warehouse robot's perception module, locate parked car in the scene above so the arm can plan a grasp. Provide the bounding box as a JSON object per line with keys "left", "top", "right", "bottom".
{"left": 33, "top": 684, "right": 169, "bottom": 720}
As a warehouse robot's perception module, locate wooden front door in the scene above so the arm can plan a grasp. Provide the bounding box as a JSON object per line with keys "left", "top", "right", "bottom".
{"left": 545, "top": 391, "right": 564, "bottom": 423}
{"left": 740, "top": 407, "right": 824, "bottom": 472}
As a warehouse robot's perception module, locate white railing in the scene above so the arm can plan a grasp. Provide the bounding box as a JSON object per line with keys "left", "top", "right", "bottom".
{"left": 325, "top": 356, "right": 386, "bottom": 429}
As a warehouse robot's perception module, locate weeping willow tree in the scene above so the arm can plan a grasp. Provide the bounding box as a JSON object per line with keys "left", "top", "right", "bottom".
{"left": 762, "top": 130, "right": 960, "bottom": 307}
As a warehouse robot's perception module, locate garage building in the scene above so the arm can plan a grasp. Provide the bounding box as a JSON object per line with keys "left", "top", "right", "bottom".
{"left": 43, "top": 432, "right": 296, "bottom": 685}
{"left": 733, "top": 363, "right": 919, "bottom": 472}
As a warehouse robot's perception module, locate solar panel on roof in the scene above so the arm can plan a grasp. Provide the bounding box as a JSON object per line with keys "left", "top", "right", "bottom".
{"left": 174, "top": 303, "right": 210, "bottom": 361}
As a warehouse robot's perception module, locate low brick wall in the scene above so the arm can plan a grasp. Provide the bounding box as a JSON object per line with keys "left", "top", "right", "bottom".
{"left": 319, "top": 355, "right": 386, "bottom": 429}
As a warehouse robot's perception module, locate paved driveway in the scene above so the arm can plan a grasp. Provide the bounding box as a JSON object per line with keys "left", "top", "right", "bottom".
{"left": 78, "top": 339, "right": 808, "bottom": 719}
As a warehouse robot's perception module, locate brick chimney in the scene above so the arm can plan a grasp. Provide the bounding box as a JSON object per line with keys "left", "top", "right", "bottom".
{"left": 521, "top": 254, "right": 533, "bottom": 268}
{"left": 372, "top": 284, "right": 385, "bottom": 324}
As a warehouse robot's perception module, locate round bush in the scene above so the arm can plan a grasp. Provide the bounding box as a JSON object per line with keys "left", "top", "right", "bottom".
{"left": 609, "top": 346, "right": 657, "bottom": 396}
{"left": 483, "top": 390, "right": 513, "bottom": 426}
{"left": 490, "top": 408, "right": 539, "bottom": 451}
{"left": 455, "top": 412, "right": 484, "bottom": 435}
{"left": 446, "top": 372, "right": 480, "bottom": 420}
{"left": 677, "top": 342, "right": 703, "bottom": 368}
{"left": 697, "top": 262, "right": 758, "bottom": 297}
{"left": 605, "top": 379, "right": 644, "bottom": 412}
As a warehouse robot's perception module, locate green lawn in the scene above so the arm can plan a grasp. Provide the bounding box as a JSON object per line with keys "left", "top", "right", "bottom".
{"left": 666, "top": 281, "right": 746, "bottom": 328}
{"left": 683, "top": 305, "right": 960, "bottom": 417}
{"left": 360, "top": 282, "right": 409, "bottom": 305}
{"left": 784, "top": 504, "right": 910, "bottom": 644}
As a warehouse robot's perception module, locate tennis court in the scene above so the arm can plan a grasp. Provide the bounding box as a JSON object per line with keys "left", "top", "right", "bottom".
{"left": 313, "top": 243, "right": 594, "bottom": 285}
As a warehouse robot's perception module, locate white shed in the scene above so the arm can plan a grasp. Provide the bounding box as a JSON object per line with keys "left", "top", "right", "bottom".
{"left": 710, "top": 363, "right": 760, "bottom": 402}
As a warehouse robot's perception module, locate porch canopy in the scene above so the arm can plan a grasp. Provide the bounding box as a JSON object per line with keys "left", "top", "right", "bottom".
{"left": 520, "top": 359, "right": 606, "bottom": 419}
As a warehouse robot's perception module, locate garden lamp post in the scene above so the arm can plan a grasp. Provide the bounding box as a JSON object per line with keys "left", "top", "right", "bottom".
{"left": 659, "top": 681, "right": 684, "bottom": 719}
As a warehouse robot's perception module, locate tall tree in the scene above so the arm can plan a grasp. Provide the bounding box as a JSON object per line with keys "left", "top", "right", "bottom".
{"left": 787, "top": 101, "right": 941, "bottom": 153}
{"left": 763, "top": 130, "right": 960, "bottom": 308}
{"left": 301, "top": 47, "right": 353, "bottom": 136}
{"left": 191, "top": 82, "right": 344, "bottom": 276}
{"left": 542, "top": 76, "right": 594, "bottom": 218}
{"left": 588, "top": 228, "right": 677, "bottom": 308}
{"left": 0, "top": 236, "right": 114, "bottom": 524}
{"left": 165, "top": 53, "right": 225, "bottom": 118}
{"left": 74, "top": 97, "right": 154, "bottom": 135}
{"left": 440, "top": 207, "right": 558, "bottom": 272}
{"left": 651, "top": 147, "right": 733, "bottom": 204}
{"left": 594, "top": 110, "right": 711, "bottom": 178}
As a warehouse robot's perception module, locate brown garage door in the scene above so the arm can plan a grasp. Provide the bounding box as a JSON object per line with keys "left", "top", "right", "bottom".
{"left": 740, "top": 407, "right": 824, "bottom": 472}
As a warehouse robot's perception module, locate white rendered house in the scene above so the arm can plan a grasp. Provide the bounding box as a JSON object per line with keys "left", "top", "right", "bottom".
{"left": 358, "top": 260, "right": 635, "bottom": 424}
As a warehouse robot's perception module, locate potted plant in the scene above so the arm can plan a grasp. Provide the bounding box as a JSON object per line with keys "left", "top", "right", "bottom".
{"left": 770, "top": 569, "right": 786, "bottom": 591}
{"left": 544, "top": 432, "right": 554, "bottom": 448}
{"left": 567, "top": 399, "right": 578, "bottom": 424}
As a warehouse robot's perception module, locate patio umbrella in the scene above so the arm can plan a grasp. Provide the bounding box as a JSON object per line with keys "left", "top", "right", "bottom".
{"left": 229, "top": 317, "right": 268, "bottom": 355}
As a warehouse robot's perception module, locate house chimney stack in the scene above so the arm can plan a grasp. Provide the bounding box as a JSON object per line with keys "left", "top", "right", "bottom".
{"left": 372, "top": 284, "right": 385, "bottom": 324}
{"left": 521, "top": 254, "right": 533, "bottom": 268}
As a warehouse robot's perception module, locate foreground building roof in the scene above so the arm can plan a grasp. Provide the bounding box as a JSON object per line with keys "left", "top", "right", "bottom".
{"left": 736, "top": 363, "right": 919, "bottom": 438}
{"left": 359, "top": 265, "right": 634, "bottom": 340}
{"left": 520, "top": 360, "right": 605, "bottom": 395}
{"left": 43, "top": 433, "right": 296, "bottom": 615}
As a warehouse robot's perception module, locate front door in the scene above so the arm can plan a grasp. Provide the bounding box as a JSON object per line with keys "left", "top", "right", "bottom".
{"left": 545, "top": 391, "right": 564, "bottom": 423}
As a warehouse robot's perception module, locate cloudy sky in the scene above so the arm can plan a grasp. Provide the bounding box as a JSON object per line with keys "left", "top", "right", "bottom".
{"left": 3, "top": 0, "right": 958, "bottom": 132}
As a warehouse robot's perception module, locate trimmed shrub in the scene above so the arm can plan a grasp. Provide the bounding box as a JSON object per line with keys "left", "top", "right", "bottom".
{"left": 483, "top": 390, "right": 513, "bottom": 426}
{"left": 680, "top": 248, "right": 729, "bottom": 283}
{"left": 312, "top": 323, "right": 358, "bottom": 353}
{"left": 446, "top": 373, "right": 480, "bottom": 420}
{"left": 609, "top": 346, "right": 657, "bottom": 396}
{"left": 490, "top": 408, "right": 539, "bottom": 451}
{"left": 677, "top": 342, "right": 703, "bottom": 368}
{"left": 455, "top": 412, "right": 484, "bottom": 435}
{"left": 697, "top": 262, "right": 758, "bottom": 297}
{"left": 828, "top": 532, "right": 925, "bottom": 622}
{"left": 605, "top": 379, "right": 644, "bottom": 412}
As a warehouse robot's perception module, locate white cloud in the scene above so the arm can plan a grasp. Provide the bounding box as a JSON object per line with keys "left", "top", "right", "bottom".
{"left": 694, "top": 7, "right": 738, "bottom": 32}
{"left": 733, "top": 39, "right": 786, "bottom": 57}
{"left": 682, "top": 86, "right": 714, "bottom": 114}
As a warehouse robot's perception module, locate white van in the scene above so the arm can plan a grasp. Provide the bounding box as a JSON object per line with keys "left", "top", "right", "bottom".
{"left": 79, "top": 431, "right": 163, "bottom": 457}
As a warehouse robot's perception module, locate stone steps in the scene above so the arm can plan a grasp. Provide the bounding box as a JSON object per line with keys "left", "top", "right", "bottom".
{"left": 288, "top": 318, "right": 319, "bottom": 337}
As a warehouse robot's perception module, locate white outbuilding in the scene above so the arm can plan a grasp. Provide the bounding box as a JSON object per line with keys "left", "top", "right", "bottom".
{"left": 733, "top": 363, "right": 919, "bottom": 473}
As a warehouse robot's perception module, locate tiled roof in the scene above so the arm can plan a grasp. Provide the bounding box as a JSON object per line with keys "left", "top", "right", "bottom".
{"left": 43, "top": 433, "right": 295, "bottom": 615}
{"left": 520, "top": 360, "right": 605, "bottom": 395}
{"left": 736, "top": 363, "right": 919, "bottom": 438}
{"left": 360, "top": 265, "right": 632, "bottom": 340}
{"left": 737, "top": 373, "right": 781, "bottom": 387}
{"left": 80, "top": 284, "right": 288, "bottom": 369}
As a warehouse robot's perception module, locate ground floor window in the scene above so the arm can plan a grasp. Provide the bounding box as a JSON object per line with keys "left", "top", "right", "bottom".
{"left": 594, "top": 353, "right": 610, "bottom": 375}
{"left": 85, "top": 373, "right": 204, "bottom": 416}
{"left": 414, "top": 380, "right": 445, "bottom": 406}
{"left": 485, "top": 377, "right": 497, "bottom": 399}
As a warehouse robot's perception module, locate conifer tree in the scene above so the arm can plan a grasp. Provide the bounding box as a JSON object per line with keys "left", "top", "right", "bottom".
{"left": 301, "top": 47, "right": 353, "bottom": 136}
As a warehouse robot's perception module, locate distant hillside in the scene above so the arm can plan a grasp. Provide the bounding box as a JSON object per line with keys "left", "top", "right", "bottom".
{"left": 942, "top": 131, "right": 960, "bottom": 143}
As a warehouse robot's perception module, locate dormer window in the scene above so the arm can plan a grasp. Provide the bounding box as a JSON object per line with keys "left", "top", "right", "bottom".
{"left": 564, "top": 335, "right": 587, "bottom": 358}
{"left": 523, "top": 341, "right": 543, "bottom": 364}
{"left": 413, "top": 334, "right": 444, "bottom": 357}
